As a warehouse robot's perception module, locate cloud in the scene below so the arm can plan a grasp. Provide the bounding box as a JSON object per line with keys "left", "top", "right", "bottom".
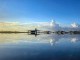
{"left": 0, "top": 22, "right": 25, "bottom": 31}
{"left": 0, "top": 21, "right": 80, "bottom": 31}
{"left": 34, "top": 20, "right": 61, "bottom": 31}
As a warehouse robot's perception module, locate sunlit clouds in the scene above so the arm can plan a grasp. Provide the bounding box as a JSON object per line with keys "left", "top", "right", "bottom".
{"left": 0, "top": 19, "right": 80, "bottom": 32}
{"left": 0, "top": 22, "right": 38, "bottom": 31}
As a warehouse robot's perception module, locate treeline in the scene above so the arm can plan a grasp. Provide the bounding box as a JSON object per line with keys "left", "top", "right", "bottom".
{"left": 54, "top": 31, "right": 80, "bottom": 34}
{"left": 0, "top": 30, "right": 80, "bottom": 34}
{"left": 0, "top": 31, "right": 28, "bottom": 33}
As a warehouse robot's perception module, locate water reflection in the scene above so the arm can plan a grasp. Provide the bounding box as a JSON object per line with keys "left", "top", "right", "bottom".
{"left": 0, "top": 34, "right": 80, "bottom": 60}
{"left": 0, "top": 34, "right": 80, "bottom": 45}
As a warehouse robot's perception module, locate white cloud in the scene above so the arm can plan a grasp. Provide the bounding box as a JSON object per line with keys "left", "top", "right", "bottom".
{"left": 0, "top": 20, "right": 80, "bottom": 31}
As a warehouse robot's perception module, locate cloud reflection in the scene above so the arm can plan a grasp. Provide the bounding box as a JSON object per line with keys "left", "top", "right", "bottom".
{"left": 0, "top": 34, "right": 80, "bottom": 46}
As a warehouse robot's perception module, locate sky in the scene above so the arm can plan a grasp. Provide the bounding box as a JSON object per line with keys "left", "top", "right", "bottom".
{"left": 0, "top": 0, "right": 80, "bottom": 25}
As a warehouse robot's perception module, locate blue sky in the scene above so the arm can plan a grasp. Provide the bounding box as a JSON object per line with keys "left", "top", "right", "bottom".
{"left": 0, "top": 0, "right": 80, "bottom": 25}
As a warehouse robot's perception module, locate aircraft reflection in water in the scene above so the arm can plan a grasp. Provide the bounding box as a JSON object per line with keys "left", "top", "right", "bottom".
{"left": 0, "top": 33, "right": 80, "bottom": 46}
